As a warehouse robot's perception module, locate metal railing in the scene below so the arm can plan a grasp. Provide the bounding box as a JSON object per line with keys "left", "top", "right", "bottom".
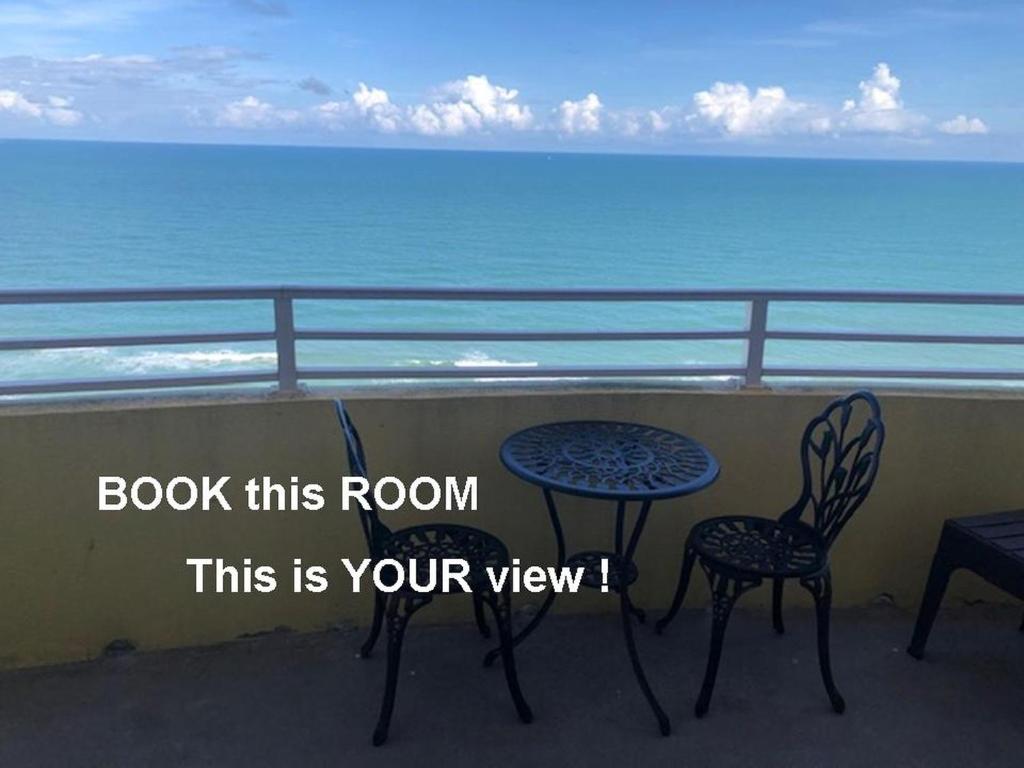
{"left": 2, "top": 286, "right": 1024, "bottom": 396}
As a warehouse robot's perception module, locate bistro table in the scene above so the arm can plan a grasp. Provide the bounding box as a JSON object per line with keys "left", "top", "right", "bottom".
{"left": 491, "top": 420, "right": 719, "bottom": 735}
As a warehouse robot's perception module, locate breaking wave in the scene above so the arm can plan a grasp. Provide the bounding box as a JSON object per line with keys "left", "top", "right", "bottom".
{"left": 29, "top": 348, "right": 276, "bottom": 375}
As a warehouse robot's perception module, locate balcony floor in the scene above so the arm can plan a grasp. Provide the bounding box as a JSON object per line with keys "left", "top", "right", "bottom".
{"left": 1, "top": 605, "right": 1022, "bottom": 767}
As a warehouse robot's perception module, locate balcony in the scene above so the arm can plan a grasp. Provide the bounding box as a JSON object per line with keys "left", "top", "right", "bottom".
{"left": 1, "top": 287, "right": 1023, "bottom": 763}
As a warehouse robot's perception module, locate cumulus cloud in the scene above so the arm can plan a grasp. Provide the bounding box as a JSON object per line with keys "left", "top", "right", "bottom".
{"left": 407, "top": 75, "right": 532, "bottom": 136}
{"left": 938, "top": 114, "right": 989, "bottom": 135}
{"left": 615, "top": 112, "right": 641, "bottom": 137}
{"left": 0, "top": 89, "right": 83, "bottom": 125}
{"left": 558, "top": 93, "right": 601, "bottom": 134}
{"left": 313, "top": 82, "right": 401, "bottom": 132}
{"left": 692, "top": 82, "right": 808, "bottom": 136}
{"left": 42, "top": 95, "right": 84, "bottom": 125}
{"left": 808, "top": 116, "right": 833, "bottom": 134}
{"left": 351, "top": 82, "right": 401, "bottom": 132}
{"left": 838, "top": 62, "right": 926, "bottom": 134}
{"left": 0, "top": 89, "right": 43, "bottom": 119}
{"left": 649, "top": 109, "right": 671, "bottom": 133}
{"left": 606, "top": 107, "right": 675, "bottom": 137}
{"left": 215, "top": 95, "right": 300, "bottom": 128}
{"left": 687, "top": 63, "right": 948, "bottom": 139}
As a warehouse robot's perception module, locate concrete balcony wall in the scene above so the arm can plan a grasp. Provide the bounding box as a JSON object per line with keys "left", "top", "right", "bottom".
{"left": 1, "top": 388, "right": 1021, "bottom": 670}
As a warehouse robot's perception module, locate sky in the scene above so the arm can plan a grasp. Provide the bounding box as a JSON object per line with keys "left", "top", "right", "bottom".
{"left": 0, "top": 0, "right": 1022, "bottom": 160}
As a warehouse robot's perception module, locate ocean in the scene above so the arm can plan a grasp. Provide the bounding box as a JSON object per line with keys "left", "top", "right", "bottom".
{"left": 2, "top": 140, "right": 1023, "bottom": 387}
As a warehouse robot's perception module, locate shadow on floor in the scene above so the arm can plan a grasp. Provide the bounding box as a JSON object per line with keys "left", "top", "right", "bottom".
{"left": 0, "top": 605, "right": 1021, "bottom": 767}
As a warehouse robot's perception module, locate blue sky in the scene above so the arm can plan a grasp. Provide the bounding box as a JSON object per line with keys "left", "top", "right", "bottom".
{"left": 1, "top": 1, "right": 1021, "bottom": 160}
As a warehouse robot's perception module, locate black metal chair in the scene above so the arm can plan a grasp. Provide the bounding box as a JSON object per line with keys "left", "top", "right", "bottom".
{"left": 656, "top": 391, "right": 885, "bottom": 717}
{"left": 334, "top": 400, "right": 532, "bottom": 745}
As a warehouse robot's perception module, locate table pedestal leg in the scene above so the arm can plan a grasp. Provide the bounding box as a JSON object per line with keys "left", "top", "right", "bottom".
{"left": 483, "top": 488, "right": 566, "bottom": 667}
{"left": 617, "top": 500, "right": 670, "bottom": 735}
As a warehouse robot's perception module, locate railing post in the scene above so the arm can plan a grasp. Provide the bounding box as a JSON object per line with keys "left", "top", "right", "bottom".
{"left": 744, "top": 297, "right": 768, "bottom": 388}
{"left": 273, "top": 294, "right": 299, "bottom": 393}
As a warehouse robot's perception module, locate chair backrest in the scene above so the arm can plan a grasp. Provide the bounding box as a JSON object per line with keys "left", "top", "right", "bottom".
{"left": 779, "top": 391, "right": 885, "bottom": 548}
{"left": 334, "top": 400, "right": 392, "bottom": 557}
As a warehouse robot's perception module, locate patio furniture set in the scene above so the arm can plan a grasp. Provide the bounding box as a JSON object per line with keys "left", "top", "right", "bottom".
{"left": 335, "top": 391, "right": 1021, "bottom": 746}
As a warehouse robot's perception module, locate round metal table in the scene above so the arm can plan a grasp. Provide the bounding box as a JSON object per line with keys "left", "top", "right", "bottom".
{"left": 494, "top": 420, "right": 719, "bottom": 735}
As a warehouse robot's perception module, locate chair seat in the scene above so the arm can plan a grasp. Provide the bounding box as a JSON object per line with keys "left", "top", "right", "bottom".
{"left": 379, "top": 523, "right": 509, "bottom": 592}
{"left": 690, "top": 515, "right": 827, "bottom": 578}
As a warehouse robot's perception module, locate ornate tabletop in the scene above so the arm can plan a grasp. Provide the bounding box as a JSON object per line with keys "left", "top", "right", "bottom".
{"left": 500, "top": 420, "right": 719, "bottom": 501}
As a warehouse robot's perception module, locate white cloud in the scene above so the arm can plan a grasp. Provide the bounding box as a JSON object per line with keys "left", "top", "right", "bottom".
{"left": 686, "top": 63, "right": 941, "bottom": 140}
{"left": 558, "top": 92, "right": 601, "bottom": 134}
{"left": 43, "top": 94, "right": 83, "bottom": 125}
{"left": 0, "top": 89, "right": 42, "bottom": 119}
{"left": 692, "top": 82, "right": 807, "bottom": 136}
{"left": 606, "top": 107, "right": 675, "bottom": 137}
{"left": 938, "top": 114, "right": 989, "bottom": 135}
{"left": 351, "top": 82, "right": 401, "bottom": 132}
{"left": 407, "top": 74, "right": 532, "bottom": 136}
{"left": 649, "top": 109, "right": 671, "bottom": 133}
{"left": 610, "top": 111, "right": 640, "bottom": 137}
{"left": 352, "top": 82, "right": 389, "bottom": 113}
{"left": 0, "top": 88, "right": 82, "bottom": 125}
{"left": 215, "top": 95, "right": 300, "bottom": 128}
{"left": 314, "top": 99, "right": 349, "bottom": 125}
{"left": 808, "top": 116, "right": 833, "bottom": 134}
{"left": 838, "top": 62, "right": 926, "bottom": 134}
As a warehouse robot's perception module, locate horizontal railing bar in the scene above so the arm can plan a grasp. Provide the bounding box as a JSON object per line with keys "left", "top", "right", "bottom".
{"left": 2, "top": 285, "right": 1024, "bottom": 305}
{"left": 287, "top": 287, "right": 759, "bottom": 302}
{"left": 298, "top": 365, "right": 745, "bottom": 380}
{"left": 0, "top": 287, "right": 284, "bottom": 304}
{"left": 7, "top": 328, "right": 1021, "bottom": 351}
{"left": 765, "top": 367, "right": 1024, "bottom": 381}
{"left": 0, "top": 370, "right": 278, "bottom": 396}
{"left": 767, "top": 330, "right": 1024, "bottom": 345}
{"left": 211, "top": 287, "right": 1024, "bottom": 304}
{"left": 295, "top": 329, "right": 749, "bottom": 342}
{"left": 0, "top": 330, "right": 275, "bottom": 352}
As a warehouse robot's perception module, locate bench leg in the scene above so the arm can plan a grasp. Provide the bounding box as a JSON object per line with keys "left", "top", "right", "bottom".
{"left": 908, "top": 549, "right": 956, "bottom": 660}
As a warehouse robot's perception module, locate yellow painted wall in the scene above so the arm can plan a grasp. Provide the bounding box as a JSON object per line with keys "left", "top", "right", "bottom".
{"left": 0, "top": 388, "right": 1021, "bottom": 669}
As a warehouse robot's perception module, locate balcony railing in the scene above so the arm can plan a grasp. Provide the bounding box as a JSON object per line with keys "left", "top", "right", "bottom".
{"left": 2, "top": 286, "right": 1024, "bottom": 396}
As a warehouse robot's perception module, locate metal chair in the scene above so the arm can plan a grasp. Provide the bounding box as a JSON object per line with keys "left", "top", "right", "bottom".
{"left": 656, "top": 391, "right": 885, "bottom": 717}
{"left": 334, "top": 400, "right": 532, "bottom": 745}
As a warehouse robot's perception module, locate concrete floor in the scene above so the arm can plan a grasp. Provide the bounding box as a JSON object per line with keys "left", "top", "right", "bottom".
{"left": 1, "top": 604, "right": 1021, "bottom": 767}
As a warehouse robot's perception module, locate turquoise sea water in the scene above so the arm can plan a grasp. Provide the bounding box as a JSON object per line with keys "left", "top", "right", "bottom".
{"left": 2, "top": 140, "right": 1023, "bottom": 386}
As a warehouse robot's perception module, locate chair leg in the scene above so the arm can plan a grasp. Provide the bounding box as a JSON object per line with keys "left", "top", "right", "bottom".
{"left": 772, "top": 578, "right": 785, "bottom": 635}
{"left": 695, "top": 572, "right": 752, "bottom": 718}
{"left": 907, "top": 550, "right": 956, "bottom": 660}
{"left": 801, "top": 571, "right": 845, "bottom": 714}
{"left": 360, "top": 590, "right": 385, "bottom": 658}
{"left": 656, "top": 542, "right": 696, "bottom": 634}
{"left": 472, "top": 594, "right": 491, "bottom": 639}
{"left": 486, "top": 588, "right": 533, "bottom": 724}
{"left": 372, "top": 594, "right": 428, "bottom": 746}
